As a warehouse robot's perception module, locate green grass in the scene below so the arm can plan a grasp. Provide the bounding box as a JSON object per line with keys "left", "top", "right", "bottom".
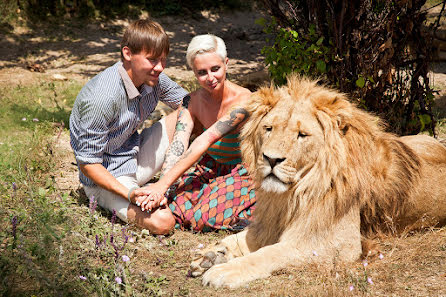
{"left": 0, "top": 79, "right": 138, "bottom": 296}
{"left": 0, "top": 81, "right": 78, "bottom": 182}
{"left": 0, "top": 79, "right": 190, "bottom": 296}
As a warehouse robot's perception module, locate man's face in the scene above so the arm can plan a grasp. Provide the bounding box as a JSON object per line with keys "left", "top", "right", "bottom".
{"left": 123, "top": 47, "right": 167, "bottom": 88}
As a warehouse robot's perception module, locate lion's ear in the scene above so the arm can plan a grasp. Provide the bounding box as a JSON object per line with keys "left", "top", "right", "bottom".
{"left": 336, "top": 113, "right": 351, "bottom": 135}
{"left": 317, "top": 95, "right": 353, "bottom": 136}
{"left": 240, "top": 87, "right": 278, "bottom": 173}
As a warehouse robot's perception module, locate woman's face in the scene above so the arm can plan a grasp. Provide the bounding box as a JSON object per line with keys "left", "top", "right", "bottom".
{"left": 192, "top": 52, "right": 228, "bottom": 92}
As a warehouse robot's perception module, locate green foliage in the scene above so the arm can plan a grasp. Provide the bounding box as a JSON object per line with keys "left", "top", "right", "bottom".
{"left": 260, "top": 18, "right": 332, "bottom": 85}
{"left": 259, "top": 0, "right": 438, "bottom": 135}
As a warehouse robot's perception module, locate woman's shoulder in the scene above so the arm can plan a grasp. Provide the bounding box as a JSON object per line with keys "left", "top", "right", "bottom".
{"left": 188, "top": 88, "right": 211, "bottom": 106}
{"left": 228, "top": 81, "right": 252, "bottom": 98}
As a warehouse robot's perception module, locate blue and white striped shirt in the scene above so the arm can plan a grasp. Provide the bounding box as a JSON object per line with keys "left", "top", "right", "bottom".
{"left": 69, "top": 61, "right": 188, "bottom": 186}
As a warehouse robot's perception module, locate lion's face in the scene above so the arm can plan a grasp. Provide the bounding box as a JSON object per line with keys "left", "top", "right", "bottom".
{"left": 241, "top": 76, "right": 354, "bottom": 196}
{"left": 251, "top": 92, "right": 325, "bottom": 193}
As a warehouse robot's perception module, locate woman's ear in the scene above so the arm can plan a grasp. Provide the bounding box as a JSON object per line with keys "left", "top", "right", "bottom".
{"left": 225, "top": 57, "right": 229, "bottom": 70}
{"left": 122, "top": 46, "right": 132, "bottom": 61}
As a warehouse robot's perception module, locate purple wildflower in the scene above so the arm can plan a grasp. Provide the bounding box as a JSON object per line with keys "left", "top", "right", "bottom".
{"left": 122, "top": 255, "right": 130, "bottom": 262}
{"left": 95, "top": 235, "right": 105, "bottom": 249}
{"left": 115, "top": 276, "right": 122, "bottom": 284}
{"left": 111, "top": 209, "right": 117, "bottom": 229}
{"left": 12, "top": 182, "right": 17, "bottom": 191}
{"left": 79, "top": 275, "right": 87, "bottom": 280}
{"left": 349, "top": 285, "right": 354, "bottom": 291}
{"left": 367, "top": 277, "right": 373, "bottom": 284}
{"left": 121, "top": 227, "right": 129, "bottom": 247}
{"left": 89, "top": 195, "right": 97, "bottom": 214}
{"left": 11, "top": 216, "right": 18, "bottom": 239}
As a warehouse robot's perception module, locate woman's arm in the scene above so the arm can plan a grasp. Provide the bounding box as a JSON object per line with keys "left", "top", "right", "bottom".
{"left": 136, "top": 105, "right": 249, "bottom": 211}
{"left": 134, "top": 96, "right": 194, "bottom": 210}
{"left": 161, "top": 97, "right": 195, "bottom": 178}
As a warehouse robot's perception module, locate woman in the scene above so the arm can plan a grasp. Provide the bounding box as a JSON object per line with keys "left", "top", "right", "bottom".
{"left": 133, "top": 34, "right": 256, "bottom": 232}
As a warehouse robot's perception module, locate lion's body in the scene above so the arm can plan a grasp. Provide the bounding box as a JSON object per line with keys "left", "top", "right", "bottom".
{"left": 190, "top": 76, "right": 446, "bottom": 288}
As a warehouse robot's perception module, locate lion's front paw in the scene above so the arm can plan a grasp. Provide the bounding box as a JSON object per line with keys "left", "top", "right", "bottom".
{"left": 202, "top": 261, "right": 249, "bottom": 289}
{"left": 189, "top": 244, "right": 228, "bottom": 277}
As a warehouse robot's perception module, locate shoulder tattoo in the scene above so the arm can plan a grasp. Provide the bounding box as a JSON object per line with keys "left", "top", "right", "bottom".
{"left": 182, "top": 95, "right": 191, "bottom": 108}
{"left": 216, "top": 107, "right": 249, "bottom": 133}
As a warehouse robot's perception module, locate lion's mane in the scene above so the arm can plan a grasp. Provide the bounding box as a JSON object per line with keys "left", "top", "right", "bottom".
{"left": 240, "top": 75, "right": 446, "bottom": 248}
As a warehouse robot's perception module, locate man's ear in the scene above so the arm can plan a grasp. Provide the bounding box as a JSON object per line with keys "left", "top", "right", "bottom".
{"left": 122, "top": 46, "right": 132, "bottom": 61}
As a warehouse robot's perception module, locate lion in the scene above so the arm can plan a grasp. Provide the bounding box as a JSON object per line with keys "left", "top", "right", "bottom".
{"left": 189, "top": 75, "right": 446, "bottom": 288}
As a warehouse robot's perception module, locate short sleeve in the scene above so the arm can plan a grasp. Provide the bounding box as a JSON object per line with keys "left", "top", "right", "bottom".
{"left": 157, "top": 73, "right": 188, "bottom": 110}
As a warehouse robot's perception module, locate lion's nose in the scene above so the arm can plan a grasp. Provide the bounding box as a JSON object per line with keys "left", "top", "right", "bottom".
{"left": 263, "top": 153, "right": 285, "bottom": 168}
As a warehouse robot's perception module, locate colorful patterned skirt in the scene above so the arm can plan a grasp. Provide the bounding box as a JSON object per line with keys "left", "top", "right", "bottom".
{"left": 168, "top": 154, "right": 256, "bottom": 232}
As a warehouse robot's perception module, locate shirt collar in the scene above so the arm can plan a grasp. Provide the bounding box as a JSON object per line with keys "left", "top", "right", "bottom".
{"left": 117, "top": 62, "right": 153, "bottom": 100}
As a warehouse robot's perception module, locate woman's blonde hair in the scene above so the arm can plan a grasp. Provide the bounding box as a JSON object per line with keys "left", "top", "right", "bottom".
{"left": 186, "top": 34, "right": 227, "bottom": 68}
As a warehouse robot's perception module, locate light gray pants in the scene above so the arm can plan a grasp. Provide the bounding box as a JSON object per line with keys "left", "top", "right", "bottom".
{"left": 84, "top": 118, "right": 169, "bottom": 222}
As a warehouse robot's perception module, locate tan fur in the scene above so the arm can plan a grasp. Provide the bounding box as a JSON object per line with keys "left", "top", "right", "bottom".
{"left": 189, "top": 75, "right": 446, "bottom": 288}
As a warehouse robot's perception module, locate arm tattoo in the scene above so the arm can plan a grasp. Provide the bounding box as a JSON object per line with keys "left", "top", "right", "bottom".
{"left": 170, "top": 140, "right": 185, "bottom": 156}
{"left": 159, "top": 108, "right": 193, "bottom": 178}
{"left": 215, "top": 107, "right": 249, "bottom": 134}
{"left": 182, "top": 94, "right": 191, "bottom": 108}
{"left": 175, "top": 121, "right": 187, "bottom": 132}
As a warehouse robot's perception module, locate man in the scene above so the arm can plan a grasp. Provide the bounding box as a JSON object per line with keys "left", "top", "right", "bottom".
{"left": 70, "top": 19, "right": 188, "bottom": 234}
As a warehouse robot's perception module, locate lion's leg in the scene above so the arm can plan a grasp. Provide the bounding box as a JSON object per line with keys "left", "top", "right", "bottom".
{"left": 202, "top": 206, "right": 362, "bottom": 288}
{"left": 190, "top": 230, "right": 252, "bottom": 277}
{"left": 202, "top": 241, "right": 302, "bottom": 288}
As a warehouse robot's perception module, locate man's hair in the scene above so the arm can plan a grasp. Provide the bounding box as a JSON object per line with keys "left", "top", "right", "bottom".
{"left": 186, "top": 34, "right": 227, "bottom": 69}
{"left": 120, "top": 19, "right": 169, "bottom": 60}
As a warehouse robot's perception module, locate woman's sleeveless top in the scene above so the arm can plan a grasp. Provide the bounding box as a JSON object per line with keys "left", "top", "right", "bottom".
{"left": 204, "top": 128, "right": 242, "bottom": 165}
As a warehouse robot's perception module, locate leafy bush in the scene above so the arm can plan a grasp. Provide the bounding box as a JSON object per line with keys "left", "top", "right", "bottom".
{"left": 259, "top": 17, "right": 332, "bottom": 85}
{"left": 259, "top": 0, "right": 441, "bottom": 135}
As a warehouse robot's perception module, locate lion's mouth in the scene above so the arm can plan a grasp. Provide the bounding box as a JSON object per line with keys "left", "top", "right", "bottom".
{"left": 265, "top": 173, "right": 285, "bottom": 183}
{"left": 261, "top": 173, "right": 290, "bottom": 193}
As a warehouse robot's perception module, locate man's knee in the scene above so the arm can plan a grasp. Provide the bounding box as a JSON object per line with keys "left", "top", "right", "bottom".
{"left": 148, "top": 208, "right": 176, "bottom": 235}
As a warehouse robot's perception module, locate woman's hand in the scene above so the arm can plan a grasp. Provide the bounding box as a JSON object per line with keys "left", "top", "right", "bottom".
{"left": 133, "top": 183, "right": 168, "bottom": 212}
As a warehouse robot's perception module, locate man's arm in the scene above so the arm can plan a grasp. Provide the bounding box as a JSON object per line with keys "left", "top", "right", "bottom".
{"left": 79, "top": 164, "right": 131, "bottom": 201}
{"left": 158, "top": 73, "right": 189, "bottom": 110}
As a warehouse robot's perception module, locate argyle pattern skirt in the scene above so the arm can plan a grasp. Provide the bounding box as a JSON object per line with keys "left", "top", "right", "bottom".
{"left": 168, "top": 154, "right": 256, "bottom": 232}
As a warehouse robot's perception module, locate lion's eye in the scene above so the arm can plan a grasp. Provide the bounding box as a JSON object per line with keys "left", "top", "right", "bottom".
{"left": 264, "top": 125, "right": 272, "bottom": 132}
{"left": 298, "top": 132, "right": 307, "bottom": 138}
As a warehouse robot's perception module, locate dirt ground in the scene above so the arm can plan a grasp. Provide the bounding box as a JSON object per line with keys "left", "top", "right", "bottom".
{"left": 0, "top": 10, "right": 270, "bottom": 87}
{"left": 1, "top": 8, "right": 446, "bottom": 296}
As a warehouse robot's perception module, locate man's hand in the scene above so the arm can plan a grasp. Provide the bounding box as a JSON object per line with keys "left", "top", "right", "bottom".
{"left": 134, "top": 183, "right": 168, "bottom": 212}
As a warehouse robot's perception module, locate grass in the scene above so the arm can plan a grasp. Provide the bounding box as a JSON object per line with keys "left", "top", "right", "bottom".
{"left": 0, "top": 77, "right": 446, "bottom": 296}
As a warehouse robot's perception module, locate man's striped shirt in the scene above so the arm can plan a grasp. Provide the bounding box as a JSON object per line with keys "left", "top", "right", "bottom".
{"left": 69, "top": 61, "right": 187, "bottom": 186}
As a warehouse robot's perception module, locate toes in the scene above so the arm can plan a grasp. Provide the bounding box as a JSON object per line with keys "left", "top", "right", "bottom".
{"left": 189, "top": 246, "right": 228, "bottom": 278}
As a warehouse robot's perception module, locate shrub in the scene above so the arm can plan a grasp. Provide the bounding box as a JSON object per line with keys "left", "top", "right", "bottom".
{"left": 259, "top": 0, "right": 442, "bottom": 135}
